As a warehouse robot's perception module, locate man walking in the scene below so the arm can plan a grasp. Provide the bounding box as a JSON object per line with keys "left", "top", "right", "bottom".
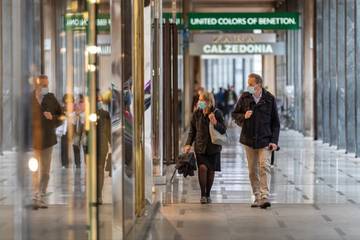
{"left": 232, "top": 73, "right": 280, "bottom": 209}
{"left": 32, "top": 75, "right": 63, "bottom": 209}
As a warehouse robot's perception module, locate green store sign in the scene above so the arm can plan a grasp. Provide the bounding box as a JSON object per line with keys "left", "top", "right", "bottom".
{"left": 65, "top": 12, "right": 299, "bottom": 32}
{"left": 65, "top": 12, "right": 111, "bottom": 32}
{"left": 188, "top": 12, "right": 300, "bottom": 30}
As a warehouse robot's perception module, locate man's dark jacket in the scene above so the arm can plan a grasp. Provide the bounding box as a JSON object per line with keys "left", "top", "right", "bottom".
{"left": 32, "top": 92, "right": 63, "bottom": 150}
{"left": 186, "top": 107, "right": 227, "bottom": 154}
{"left": 232, "top": 89, "right": 280, "bottom": 149}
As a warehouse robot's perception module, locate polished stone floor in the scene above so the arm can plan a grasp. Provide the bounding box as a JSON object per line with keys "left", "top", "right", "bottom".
{"left": 2, "top": 127, "right": 360, "bottom": 239}
{"left": 0, "top": 147, "right": 113, "bottom": 240}
{"left": 148, "top": 127, "right": 360, "bottom": 240}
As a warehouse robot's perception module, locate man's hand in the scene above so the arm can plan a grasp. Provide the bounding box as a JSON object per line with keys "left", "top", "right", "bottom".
{"left": 183, "top": 145, "right": 191, "bottom": 153}
{"left": 208, "top": 113, "right": 217, "bottom": 125}
{"left": 244, "top": 110, "right": 253, "bottom": 119}
{"left": 44, "top": 111, "right": 53, "bottom": 120}
{"left": 268, "top": 143, "right": 278, "bottom": 151}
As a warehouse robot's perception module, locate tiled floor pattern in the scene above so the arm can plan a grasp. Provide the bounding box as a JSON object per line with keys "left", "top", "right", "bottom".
{"left": 146, "top": 203, "right": 360, "bottom": 240}
{"left": 163, "top": 128, "right": 360, "bottom": 205}
{"left": 0, "top": 147, "right": 113, "bottom": 240}
{"left": 149, "top": 127, "right": 360, "bottom": 240}
{"left": 2, "top": 128, "right": 360, "bottom": 239}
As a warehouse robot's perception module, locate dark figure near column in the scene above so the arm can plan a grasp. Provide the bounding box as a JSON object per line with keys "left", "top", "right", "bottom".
{"left": 96, "top": 93, "right": 111, "bottom": 204}
{"left": 215, "top": 87, "right": 226, "bottom": 115}
{"left": 184, "top": 91, "right": 226, "bottom": 204}
{"left": 57, "top": 94, "right": 74, "bottom": 168}
{"left": 224, "top": 85, "right": 238, "bottom": 120}
{"left": 73, "top": 94, "right": 87, "bottom": 168}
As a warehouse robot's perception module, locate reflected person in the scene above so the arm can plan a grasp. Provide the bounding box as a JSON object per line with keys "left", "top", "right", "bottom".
{"left": 96, "top": 92, "right": 111, "bottom": 204}
{"left": 32, "top": 75, "right": 63, "bottom": 209}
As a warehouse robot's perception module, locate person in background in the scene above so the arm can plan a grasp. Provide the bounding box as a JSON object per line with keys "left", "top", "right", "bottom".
{"left": 232, "top": 73, "right": 280, "bottom": 209}
{"left": 225, "top": 85, "right": 238, "bottom": 120}
{"left": 56, "top": 94, "right": 75, "bottom": 169}
{"left": 184, "top": 91, "right": 226, "bottom": 204}
{"left": 32, "top": 75, "right": 63, "bottom": 209}
{"left": 215, "top": 87, "right": 226, "bottom": 115}
{"left": 73, "top": 94, "right": 87, "bottom": 168}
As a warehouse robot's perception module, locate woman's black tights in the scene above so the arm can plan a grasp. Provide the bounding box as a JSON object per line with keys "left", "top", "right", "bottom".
{"left": 198, "top": 164, "right": 215, "bottom": 197}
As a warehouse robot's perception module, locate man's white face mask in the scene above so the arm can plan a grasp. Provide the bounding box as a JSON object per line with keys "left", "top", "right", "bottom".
{"left": 41, "top": 87, "right": 49, "bottom": 96}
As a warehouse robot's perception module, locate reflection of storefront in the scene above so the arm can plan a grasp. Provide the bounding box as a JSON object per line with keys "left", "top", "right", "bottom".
{"left": 27, "top": 1, "right": 112, "bottom": 101}
{"left": 0, "top": 0, "right": 155, "bottom": 238}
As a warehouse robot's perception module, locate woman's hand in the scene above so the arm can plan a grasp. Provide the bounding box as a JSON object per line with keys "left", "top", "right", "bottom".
{"left": 183, "top": 145, "right": 191, "bottom": 153}
{"left": 244, "top": 110, "right": 253, "bottom": 119}
{"left": 208, "top": 113, "right": 217, "bottom": 125}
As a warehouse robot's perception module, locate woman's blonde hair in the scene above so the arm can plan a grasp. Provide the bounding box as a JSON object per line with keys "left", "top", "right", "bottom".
{"left": 199, "top": 91, "right": 215, "bottom": 109}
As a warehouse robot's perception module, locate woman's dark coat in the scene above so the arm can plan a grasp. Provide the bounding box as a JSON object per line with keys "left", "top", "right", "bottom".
{"left": 186, "top": 107, "right": 227, "bottom": 155}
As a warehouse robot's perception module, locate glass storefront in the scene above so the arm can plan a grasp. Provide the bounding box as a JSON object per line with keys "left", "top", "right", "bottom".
{"left": 0, "top": 0, "right": 154, "bottom": 239}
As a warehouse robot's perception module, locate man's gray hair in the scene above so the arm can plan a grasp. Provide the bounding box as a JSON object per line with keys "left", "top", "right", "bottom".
{"left": 248, "top": 73, "right": 263, "bottom": 85}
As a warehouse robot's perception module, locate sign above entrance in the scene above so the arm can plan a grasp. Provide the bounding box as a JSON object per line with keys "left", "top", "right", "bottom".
{"left": 188, "top": 12, "right": 300, "bottom": 30}
{"left": 189, "top": 43, "right": 285, "bottom": 55}
{"left": 65, "top": 12, "right": 88, "bottom": 31}
{"left": 192, "top": 33, "right": 277, "bottom": 44}
{"left": 64, "top": 12, "right": 111, "bottom": 33}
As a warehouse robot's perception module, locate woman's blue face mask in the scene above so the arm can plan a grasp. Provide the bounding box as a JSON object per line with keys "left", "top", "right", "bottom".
{"left": 198, "top": 100, "right": 207, "bottom": 110}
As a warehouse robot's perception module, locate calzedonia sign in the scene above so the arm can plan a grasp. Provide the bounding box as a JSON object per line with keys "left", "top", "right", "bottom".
{"left": 188, "top": 12, "right": 299, "bottom": 30}
{"left": 189, "top": 43, "right": 285, "bottom": 55}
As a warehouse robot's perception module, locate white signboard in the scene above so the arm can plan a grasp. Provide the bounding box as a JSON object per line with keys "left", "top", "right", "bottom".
{"left": 189, "top": 42, "right": 285, "bottom": 55}
{"left": 192, "top": 33, "right": 277, "bottom": 44}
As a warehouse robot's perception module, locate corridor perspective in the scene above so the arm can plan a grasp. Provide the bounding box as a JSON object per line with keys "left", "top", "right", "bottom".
{"left": 1, "top": 0, "right": 360, "bottom": 239}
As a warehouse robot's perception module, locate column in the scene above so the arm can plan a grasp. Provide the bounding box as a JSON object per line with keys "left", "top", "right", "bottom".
{"left": 346, "top": 0, "right": 356, "bottom": 153}
{"left": 182, "top": 0, "right": 192, "bottom": 128}
{"left": 242, "top": 58, "right": 246, "bottom": 90}
{"left": 1, "top": 0, "right": 13, "bottom": 150}
{"left": 204, "top": 59, "right": 208, "bottom": 89}
{"left": 322, "top": 0, "right": 331, "bottom": 143}
{"left": 12, "top": 0, "right": 42, "bottom": 238}
{"left": 262, "top": 55, "right": 275, "bottom": 95}
{"left": 110, "top": 0, "right": 124, "bottom": 238}
{"left": 65, "top": 28, "right": 74, "bottom": 96}
{"left": 232, "top": 58, "right": 236, "bottom": 89}
{"left": 43, "top": 0, "right": 57, "bottom": 92}
{"left": 302, "top": 0, "right": 315, "bottom": 137}
{"left": 86, "top": 1, "right": 98, "bottom": 238}
{"left": 0, "top": 0, "right": 3, "bottom": 154}
{"left": 356, "top": 0, "right": 360, "bottom": 156}
{"left": 337, "top": 0, "right": 346, "bottom": 149}
{"left": 152, "top": 0, "right": 163, "bottom": 179}
{"left": 328, "top": 0, "right": 337, "bottom": 145}
{"left": 315, "top": 0, "right": 323, "bottom": 139}
{"left": 133, "top": 0, "right": 145, "bottom": 216}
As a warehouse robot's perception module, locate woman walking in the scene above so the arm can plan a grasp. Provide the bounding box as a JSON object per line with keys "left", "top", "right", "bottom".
{"left": 184, "top": 91, "right": 227, "bottom": 204}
